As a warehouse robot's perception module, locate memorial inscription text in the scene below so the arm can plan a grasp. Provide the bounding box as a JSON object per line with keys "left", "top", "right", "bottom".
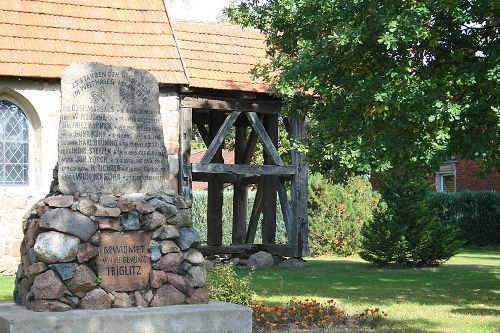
{"left": 59, "top": 63, "right": 168, "bottom": 194}
{"left": 97, "top": 232, "right": 152, "bottom": 292}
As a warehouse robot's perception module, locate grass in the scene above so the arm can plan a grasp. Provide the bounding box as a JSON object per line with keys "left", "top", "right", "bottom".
{"left": 1, "top": 249, "right": 498, "bottom": 332}
{"left": 0, "top": 275, "right": 14, "bottom": 303}
{"left": 236, "top": 248, "right": 500, "bottom": 333}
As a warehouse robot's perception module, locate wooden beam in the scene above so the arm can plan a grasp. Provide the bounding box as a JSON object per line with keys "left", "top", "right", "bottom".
{"left": 192, "top": 163, "right": 295, "bottom": 176}
{"left": 233, "top": 125, "right": 248, "bottom": 245}
{"left": 277, "top": 180, "right": 292, "bottom": 241}
{"left": 246, "top": 112, "right": 284, "bottom": 166}
{"left": 198, "top": 244, "right": 292, "bottom": 257}
{"left": 207, "top": 113, "right": 225, "bottom": 246}
{"left": 246, "top": 177, "right": 265, "bottom": 244}
{"left": 192, "top": 172, "right": 262, "bottom": 184}
{"left": 242, "top": 129, "right": 258, "bottom": 165}
{"left": 201, "top": 111, "right": 241, "bottom": 164}
{"left": 181, "top": 96, "right": 282, "bottom": 114}
{"left": 178, "top": 106, "right": 192, "bottom": 199}
{"left": 290, "top": 118, "right": 309, "bottom": 257}
{"left": 262, "top": 114, "right": 279, "bottom": 244}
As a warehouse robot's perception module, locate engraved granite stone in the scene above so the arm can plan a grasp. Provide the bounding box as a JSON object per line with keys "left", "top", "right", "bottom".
{"left": 59, "top": 62, "right": 169, "bottom": 194}
{"left": 97, "top": 232, "right": 152, "bottom": 292}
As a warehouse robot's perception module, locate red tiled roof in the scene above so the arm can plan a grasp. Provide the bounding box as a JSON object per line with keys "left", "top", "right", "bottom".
{"left": 0, "top": 0, "right": 188, "bottom": 84}
{"left": 172, "top": 19, "right": 269, "bottom": 93}
{"left": 0, "top": 1, "right": 270, "bottom": 92}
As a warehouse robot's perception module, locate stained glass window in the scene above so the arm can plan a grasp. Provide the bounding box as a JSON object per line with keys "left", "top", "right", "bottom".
{"left": 0, "top": 100, "right": 29, "bottom": 185}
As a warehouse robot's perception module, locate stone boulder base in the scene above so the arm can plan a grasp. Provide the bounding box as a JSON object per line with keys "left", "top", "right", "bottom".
{"left": 247, "top": 251, "right": 274, "bottom": 268}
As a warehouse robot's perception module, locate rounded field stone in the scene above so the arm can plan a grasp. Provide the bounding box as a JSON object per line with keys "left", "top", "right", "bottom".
{"left": 112, "top": 292, "right": 132, "bottom": 308}
{"left": 44, "top": 195, "right": 74, "bottom": 208}
{"left": 186, "top": 287, "right": 209, "bottom": 304}
{"left": 141, "top": 211, "right": 167, "bottom": 231}
{"left": 152, "top": 225, "right": 179, "bottom": 240}
{"left": 150, "top": 285, "right": 186, "bottom": 307}
{"left": 187, "top": 265, "right": 206, "bottom": 287}
{"left": 121, "top": 211, "right": 141, "bottom": 230}
{"left": 66, "top": 264, "right": 98, "bottom": 294}
{"left": 31, "top": 270, "right": 65, "bottom": 300}
{"left": 80, "top": 288, "right": 112, "bottom": 310}
{"left": 149, "top": 270, "right": 168, "bottom": 288}
{"left": 78, "top": 199, "right": 96, "bottom": 216}
{"left": 40, "top": 209, "right": 97, "bottom": 242}
{"left": 149, "top": 240, "right": 162, "bottom": 261}
{"left": 159, "top": 240, "right": 180, "bottom": 254}
{"left": 154, "top": 252, "right": 183, "bottom": 273}
{"left": 34, "top": 231, "right": 80, "bottom": 263}
{"left": 248, "top": 251, "right": 274, "bottom": 268}
{"left": 31, "top": 299, "right": 71, "bottom": 312}
{"left": 176, "top": 227, "right": 201, "bottom": 251}
{"left": 147, "top": 198, "right": 177, "bottom": 217}
{"left": 48, "top": 263, "right": 77, "bottom": 281}
{"left": 184, "top": 249, "right": 204, "bottom": 265}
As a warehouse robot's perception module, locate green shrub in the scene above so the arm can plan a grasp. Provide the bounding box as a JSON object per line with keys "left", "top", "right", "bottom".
{"left": 207, "top": 264, "right": 255, "bottom": 307}
{"left": 429, "top": 191, "right": 500, "bottom": 246}
{"left": 308, "top": 174, "right": 382, "bottom": 256}
{"left": 360, "top": 173, "right": 462, "bottom": 266}
{"left": 192, "top": 190, "right": 287, "bottom": 245}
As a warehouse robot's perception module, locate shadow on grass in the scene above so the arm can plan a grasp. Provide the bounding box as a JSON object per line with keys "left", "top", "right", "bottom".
{"left": 450, "top": 307, "right": 500, "bottom": 316}
{"left": 240, "top": 255, "right": 499, "bottom": 307}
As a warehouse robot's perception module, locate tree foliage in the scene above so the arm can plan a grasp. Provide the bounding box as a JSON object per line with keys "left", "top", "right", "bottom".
{"left": 225, "top": 0, "right": 499, "bottom": 181}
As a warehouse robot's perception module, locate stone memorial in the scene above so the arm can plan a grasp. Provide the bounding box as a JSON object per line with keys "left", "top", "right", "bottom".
{"left": 58, "top": 62, "right": 169, "bottom": 194}
{"left": 12, "top": 63, "right": 208, "bottom": 312}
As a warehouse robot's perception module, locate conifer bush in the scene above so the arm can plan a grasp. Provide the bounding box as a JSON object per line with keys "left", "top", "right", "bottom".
{"left": 308, "top": 175, "right": 382, "bottom": 256}
{"left": 360, "top": 173, "right": 462, "bottom": 266}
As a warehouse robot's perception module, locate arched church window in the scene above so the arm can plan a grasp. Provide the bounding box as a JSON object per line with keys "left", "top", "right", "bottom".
{"left": 0, "top": 100, "right": 29, "bottom": 185}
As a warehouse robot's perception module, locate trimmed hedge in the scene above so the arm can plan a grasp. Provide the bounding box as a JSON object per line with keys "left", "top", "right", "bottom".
{"left": 192, "top": 190, "right": 287, "bottom": 245}
{"left": 429, "top": 191, "right": 500, "bottom": 246}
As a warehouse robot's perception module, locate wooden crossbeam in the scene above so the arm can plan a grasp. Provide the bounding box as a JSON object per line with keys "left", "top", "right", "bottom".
{"left": 181, "top": 96, "right": 282, "bottom": 114}
{"left": 246, "top": 112, "right": 284, "bottom": 166}
{"left": 200, "top": 111, "right": 241, "bottom": 164}
{"left": 192, "top": 163, "right": 295, "bottom": 176}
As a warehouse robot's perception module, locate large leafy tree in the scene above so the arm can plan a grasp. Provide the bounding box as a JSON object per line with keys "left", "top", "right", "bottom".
{"left": 225, "top": 0, "right": 499, "bottom": 181}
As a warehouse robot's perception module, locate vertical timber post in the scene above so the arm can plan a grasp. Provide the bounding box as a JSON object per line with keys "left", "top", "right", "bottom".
{"left": 207, "top": 112, "right": 225, "bottom": 246}
{"left": 232, "top": 125, "right": 248, "bottom": 244}
{"left": 178, "top": 106, "right": 192, "bottom": 199}
{"left": 262, "top": 114, "right": 278, "bottom": 244}
{"left": 290, "top": 117, "right": 309, "bottom": 257}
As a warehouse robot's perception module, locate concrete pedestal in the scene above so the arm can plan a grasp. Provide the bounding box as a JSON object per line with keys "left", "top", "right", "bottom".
{"left": 0, "top": 300, "right": 252, "bottom": 333}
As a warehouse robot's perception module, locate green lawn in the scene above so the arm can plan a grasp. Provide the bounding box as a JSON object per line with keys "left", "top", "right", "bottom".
{"left": 1, "top": 249, "right": 498, "bottom": 332}
{"left": 239, "top": 248, "right": 500, "bottom": 333}
{"left": 0, "top": 275, "right": 14, "bottom": 303}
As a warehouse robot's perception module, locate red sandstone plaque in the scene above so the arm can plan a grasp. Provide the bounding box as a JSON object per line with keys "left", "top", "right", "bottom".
{"left": 97, "top": 232, "right": 152, "bottom": 292}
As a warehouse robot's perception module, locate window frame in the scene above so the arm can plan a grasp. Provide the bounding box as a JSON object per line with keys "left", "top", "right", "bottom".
{"left": 0, "top": 99, "right": 30, "bottom": 186}
{"left": 0, "top": 89, "right": 42, "bottom": 195}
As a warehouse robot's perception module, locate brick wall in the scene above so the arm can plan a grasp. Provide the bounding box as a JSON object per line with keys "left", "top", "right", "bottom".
{"left": 456, "top": 159, "right": 500, "bottom": 192}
